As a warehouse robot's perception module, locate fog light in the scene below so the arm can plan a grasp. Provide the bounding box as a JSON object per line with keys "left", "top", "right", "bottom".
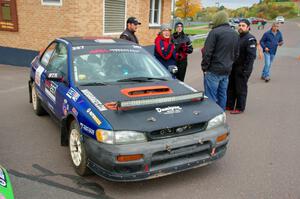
{"left": 216, "top": 133, "right": 229, "bottom": 143}
{"left": 117, "top": 154, "right": 143, "bottom": 162}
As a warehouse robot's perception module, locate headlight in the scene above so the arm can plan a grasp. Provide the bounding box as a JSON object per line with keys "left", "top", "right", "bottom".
{"left": 206, "top": 112, "right": 226, "bottom": 130}
{"left": 96, "top": 130, "right": 147, "bottom": 144}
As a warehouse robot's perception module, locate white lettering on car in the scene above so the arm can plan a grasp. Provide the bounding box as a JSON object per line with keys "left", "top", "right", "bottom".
{"left": 156, "top": 106, "right": 182, "bottom": 114}
{"left": 81, "top": 89, "right": 107, "bottom": 111}
{"left": 66, "top": 88, "right": 80, "bottom": 102}
{"left": 80, "top": 123, "right": 95, "bottom": 135}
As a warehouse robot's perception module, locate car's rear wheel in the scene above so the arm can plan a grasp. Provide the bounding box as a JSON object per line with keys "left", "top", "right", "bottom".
{"left": 31, "top": 82, "right": 46, "bottom": 116}
{"left": 69, "top": 120, "right": 91, "bottom": 176}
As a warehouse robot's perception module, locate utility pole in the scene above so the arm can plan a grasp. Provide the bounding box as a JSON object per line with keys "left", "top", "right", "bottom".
{"left": 216, "top": 0, "right": 220, "bottom": 8}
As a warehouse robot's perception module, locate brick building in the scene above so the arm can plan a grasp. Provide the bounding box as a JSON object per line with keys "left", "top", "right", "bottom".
{"left": 0, "top": 0, "right": 174, "bottom": 66}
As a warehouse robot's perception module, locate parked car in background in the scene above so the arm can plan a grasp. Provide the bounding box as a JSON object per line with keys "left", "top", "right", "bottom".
{"left": 28, "top": 37, "right": 230, "bottom": 181}
{"left": 209, "top": 20, "right": 237, "bottom": 30}
{"left": 251, "top": 18, "right": 267, "bottom": 25}
{"left": 276, "top": 16, "right": 285, "bottom": 24}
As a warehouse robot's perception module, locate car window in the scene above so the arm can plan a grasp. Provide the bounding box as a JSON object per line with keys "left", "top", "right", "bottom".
{"left": 72, "top": 46, "right": 172, "bottom": 85}
{"left": 40, "top": 43, "right": 56, "bottom": 66}
{"left": 47, "top": 43, "right": 68, "bottom": 79}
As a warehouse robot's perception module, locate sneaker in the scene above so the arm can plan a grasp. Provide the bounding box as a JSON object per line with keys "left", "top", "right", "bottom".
{"left": 230, "top": 110, "right": 243, "bottom": 114}
{"left": 265, "top": 77, "right": 270, "bottom": 82}
{"left": 225, "top": 107, "right": 233, "bottom": 111}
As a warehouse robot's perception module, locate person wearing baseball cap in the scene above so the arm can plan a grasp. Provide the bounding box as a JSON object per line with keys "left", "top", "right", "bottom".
{"left": 226, "top": 18, "right": 257, "bottom": 114}
{"left": 120, "top": 17, "right": 141, "bottom": 44}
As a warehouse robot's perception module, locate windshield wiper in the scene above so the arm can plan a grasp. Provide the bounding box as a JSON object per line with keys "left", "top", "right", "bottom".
{"left": 79, "top": 82, "right": 107, "bottom": 86}
{"left": 117, "top": 77, "right": 168, "bottom": 82}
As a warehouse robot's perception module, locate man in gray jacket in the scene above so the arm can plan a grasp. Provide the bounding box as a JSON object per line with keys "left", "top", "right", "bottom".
{"left": 201, "top": 11, "right": 239, "bottom": 110}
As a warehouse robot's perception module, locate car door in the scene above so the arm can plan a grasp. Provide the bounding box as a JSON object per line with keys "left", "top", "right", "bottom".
{"left": 44, "top": 42, "right": 71, "bottom": 119}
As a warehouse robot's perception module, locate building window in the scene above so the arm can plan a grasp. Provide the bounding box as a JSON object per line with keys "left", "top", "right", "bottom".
{"left": 41, "top": 0, "right": 62, "bottom": 6}
{"left": 149, "top": 0, "right": 161, "bottom": 26}
{"left": 104, "top": 0, "right": 126, "bottom": 34}
{"left": 0, "top": 0, "right": 18, "bottom": 32}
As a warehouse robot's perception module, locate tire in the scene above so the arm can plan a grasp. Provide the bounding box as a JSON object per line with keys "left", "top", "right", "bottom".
{"left": 69, "top": 120, "right": 91, "bottom": 176}
{"left": 31, "top": 82, "right": 46, "bottom": 116}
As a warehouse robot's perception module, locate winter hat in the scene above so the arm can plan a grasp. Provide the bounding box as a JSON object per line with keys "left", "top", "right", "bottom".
{"left": 212, "top": 11, "right": 229, "bottom": 28}
{"left": 174, "top": 21, "right": 184, "bottom": 31}
{"left": 160, "top": 24, "right": 172, "bottom": 31}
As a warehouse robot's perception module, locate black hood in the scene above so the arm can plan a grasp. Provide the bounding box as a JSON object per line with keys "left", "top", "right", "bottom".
{"left": 78, "top": 80, "right": 223, "bottom": 132}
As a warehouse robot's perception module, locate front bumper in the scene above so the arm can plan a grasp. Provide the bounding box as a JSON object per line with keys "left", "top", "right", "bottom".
{"left": 85, "top": 125, "right": 229, "bottom": 182}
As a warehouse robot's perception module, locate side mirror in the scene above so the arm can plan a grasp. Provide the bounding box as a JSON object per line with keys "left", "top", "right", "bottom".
{"left": 46, "top": 71, "right": 64, "bottom": 82}
{"left": 168, "top": 65, "right": 178, "bottom": 75}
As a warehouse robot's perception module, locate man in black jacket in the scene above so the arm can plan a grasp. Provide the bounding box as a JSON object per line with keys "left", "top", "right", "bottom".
{"left": 172, "top": 22, "right": 193, "bottom": 81}
{"left": 120, "top": 17, "right": 141, "bottom": 44}
{"left": 226, "top": 19, "right": 257, "bottom": 114}
{"left": 201, "top": 11, "right": 239, "bottom": 110}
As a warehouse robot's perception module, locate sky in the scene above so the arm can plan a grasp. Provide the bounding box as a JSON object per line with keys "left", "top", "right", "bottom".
{"left": 201, "top": 0, "right": 260, "bottom": 9}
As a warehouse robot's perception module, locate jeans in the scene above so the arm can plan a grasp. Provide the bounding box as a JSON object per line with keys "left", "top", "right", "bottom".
{"left": 262, "top": 52, "right": 275, "bottom": 78}
{"left": 204, "top": 72, "right": 229, "bottom": 110}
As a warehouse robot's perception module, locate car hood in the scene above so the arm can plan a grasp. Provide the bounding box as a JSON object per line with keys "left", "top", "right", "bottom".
{"left": 78, "top": 80, "right": 223, "bottom": 132}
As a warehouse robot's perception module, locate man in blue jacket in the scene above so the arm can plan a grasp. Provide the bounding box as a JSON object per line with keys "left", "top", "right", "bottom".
{"left": 260, "top": 22, "right": 283, "bottom": 82}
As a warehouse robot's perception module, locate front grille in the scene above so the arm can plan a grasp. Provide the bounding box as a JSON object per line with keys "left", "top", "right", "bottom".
{"left": 151, "top": 142, "right": 211, "bottom": 168}
{"left": 147, "top": 122, "right": 207, "bottom": 140}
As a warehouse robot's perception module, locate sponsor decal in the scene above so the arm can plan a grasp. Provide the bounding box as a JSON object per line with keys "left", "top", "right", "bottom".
{"left": 132, "top": 45, "right": 142, "bottom": 49}
{"left": 156, "top": 106, "right": 182, "bottom": 114}
{"left": 178, "top": 81, "right": 198, "bottom": 92}
{"left": 47, "top": 72, "right": 59, "bottom": 78}
{"left": 80, "top": 123, "right": 95, "bottom": 135}
{"left": 72, "top": 46, "right": 84, "bottom": 51}
{"left": 72, "top": 107, "right": 78, "bottom": 116}
{"left": 62, "top": 99, "right": 69, "bottom": 116}
{"left": 0, "top": 168, "right": 4, "bottom": 181}
{"left": 89, "top": 49, "right": 110, "bottom": 54}
{"left": 45, "top": 80, "right": 57, "bottom": 103}
{"left": 0, "top": 179, "right": 6, "bottom": 187}
{"left": 47, "top": 102, "right": 54, "bottom": 112}
{"left": 0, "top": 168, "right": 6, "bottom": 187}
{"left": 66, "top": 88, "right": 80, "bottom": 102}
{"left": 35, "top": 66, "right": 44, "bottom": 87}
{"left": 81, "top": 89, "right": 107, "bottom": 111}
{"left": 109, "top": 49, "right": 139, "bottom": 53}
{"left": 87, "top": 108, "right": 102, "bottom": 125}
{"left": 94, "top": 39, "right": 116, "bottom": 43}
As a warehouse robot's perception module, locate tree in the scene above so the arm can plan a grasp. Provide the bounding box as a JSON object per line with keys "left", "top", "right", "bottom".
{"left": 175, "top": 0, "right": 202, "bottom": 21}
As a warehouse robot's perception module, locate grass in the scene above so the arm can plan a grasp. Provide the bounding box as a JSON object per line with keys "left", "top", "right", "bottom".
{"left": 184, "top": 28, "right": 209, "bottom": 35}
{"left": 191, "top": 38, "right": 206, "bottom": 49}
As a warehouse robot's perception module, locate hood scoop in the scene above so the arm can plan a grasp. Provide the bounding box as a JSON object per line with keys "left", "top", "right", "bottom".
{"left": 121, "top": 86, "right": 173, "bottom": 98}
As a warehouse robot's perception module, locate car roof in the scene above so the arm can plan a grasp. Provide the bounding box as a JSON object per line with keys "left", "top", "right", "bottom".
{"left": 58, "top": 37, "right": 136, "bottom": 47}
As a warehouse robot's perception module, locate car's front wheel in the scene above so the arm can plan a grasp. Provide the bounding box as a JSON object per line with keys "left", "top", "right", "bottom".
{"left": 31, "top": 82, "right": 46, "bottom": 116}
{"left": 69, "top": 120, "right": 90, "bottom": 176}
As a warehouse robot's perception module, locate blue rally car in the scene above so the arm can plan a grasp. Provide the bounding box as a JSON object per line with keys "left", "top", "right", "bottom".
{"left": 28, "top": 37, "right": 230, "bottom": 181}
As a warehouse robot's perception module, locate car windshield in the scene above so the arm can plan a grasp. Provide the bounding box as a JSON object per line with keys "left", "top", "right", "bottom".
{"left": 72, "top": 45, "right": 172, "bottom": 85}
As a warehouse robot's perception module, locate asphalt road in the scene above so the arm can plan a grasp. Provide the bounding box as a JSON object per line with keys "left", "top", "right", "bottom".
{"left": 1, "top": 19, "right": 300, "bottom": 199}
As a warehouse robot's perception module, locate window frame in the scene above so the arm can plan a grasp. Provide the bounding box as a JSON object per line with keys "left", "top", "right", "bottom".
{"left": 41, "top": 0, "right": 62, "bottom": 7}
{"left": 149, "top": 0, "right": 162, "bottom": 27}
{"left": 46, "top": 42, "right": 68, "bottom": 81}
{"left": 40, "top": 42, "right": 57, "bottom": 68}
{"left": 0, "top": 0, "right": 18, "bottom": 32}
{"left": 103, "top": 0, "right": 127, "bottom": 35}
